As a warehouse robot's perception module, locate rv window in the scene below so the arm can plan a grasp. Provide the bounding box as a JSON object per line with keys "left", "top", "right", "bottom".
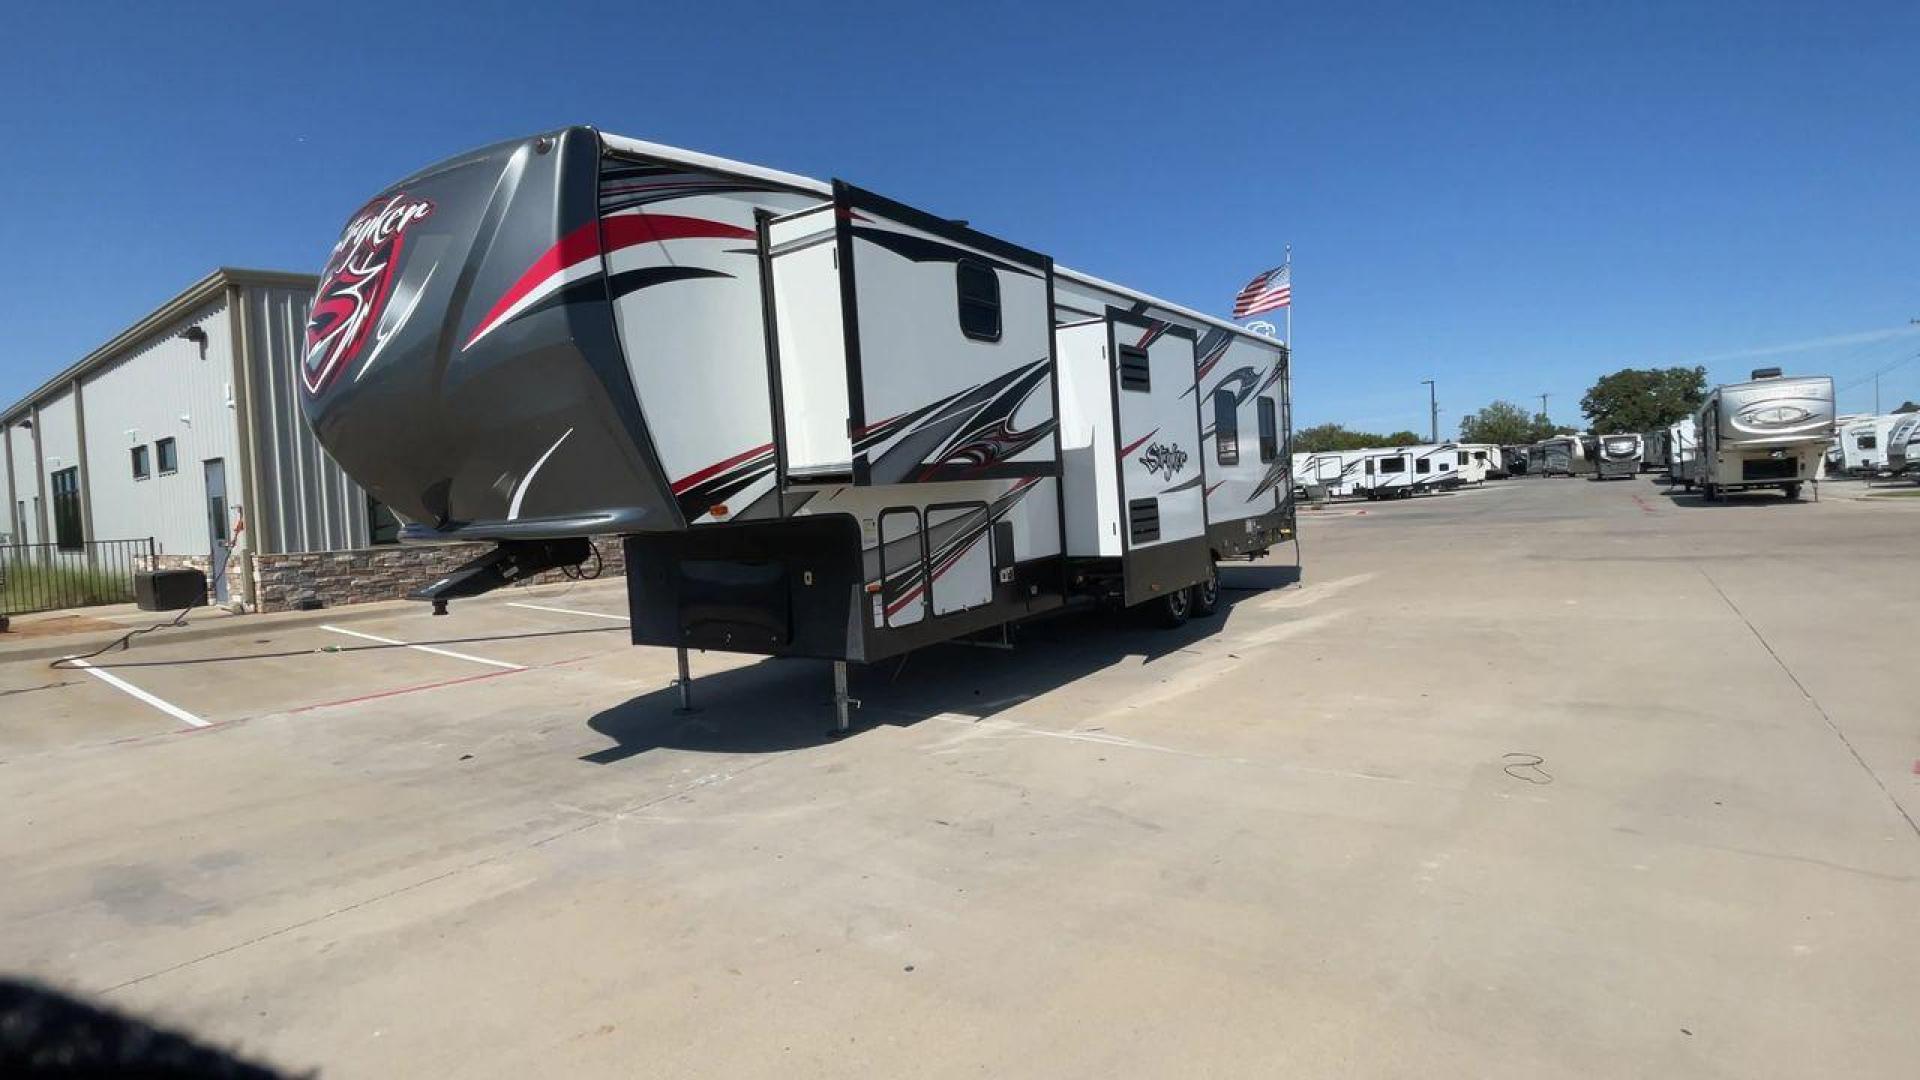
{"left": 156, "top": 437, "right": 178, "bottom": 475}
{"left": 1377, "top": 456, "right": 1405, "bottom": 474}
{"left": 1474, "top": 451, "right": 1487, "bottom": 462}
{"left": 130, "top": 444, "right": 151, "bottom": 481}
{"left": 1858, "top": 434, "right": 1877, "bottom": 449}
{"left": 1257, "top": 398, "right": 1278, "bottom": 462}
{"left": 1416, "top": 458, "right": 1432, "bottom": 474}
{"left": 1457, "top": 450, "right": 1468, "bottom": 465}
{"left": 955, "top": 260, "right": 1001, "bottom": 342}
{"left": 1214, "top": 390, "right": 1239, "bottom": 466}
{"left": 1118, "top": 344, "right": 1151, "bottom": 392}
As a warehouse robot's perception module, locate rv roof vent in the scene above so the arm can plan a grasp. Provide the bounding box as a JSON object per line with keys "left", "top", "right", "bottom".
{"left": 1751, "top": 366, "right": 1783, "bottom": 380}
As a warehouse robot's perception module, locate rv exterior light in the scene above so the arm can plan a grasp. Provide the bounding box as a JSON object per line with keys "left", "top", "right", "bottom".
{"left": 180, "top": 326, "right": 208, "bottom": 345}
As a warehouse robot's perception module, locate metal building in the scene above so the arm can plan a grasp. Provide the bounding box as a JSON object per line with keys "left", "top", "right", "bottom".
{"left": 1, "top": 268, "right": 385, "bottom": 609}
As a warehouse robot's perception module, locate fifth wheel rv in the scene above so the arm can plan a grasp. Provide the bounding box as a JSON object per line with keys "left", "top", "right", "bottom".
{"left": 1887, "top": 413, "right": 1920, "bottom": 475}
{"left": 1693, "top": 368, "right": 1835, "bottom": 500}
{"left": 1593, "top": 433, "right": 1643, "bottom": 480}
{"left": 299, "top": 127, "right": 1295, "bottom": 726}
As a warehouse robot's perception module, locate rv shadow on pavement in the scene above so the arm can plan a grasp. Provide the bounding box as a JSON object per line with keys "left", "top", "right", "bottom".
{"left": 581, "top": 564, "right": 1299, "bottom": 765}
{"left": 1661, "top": 487, "right": 1810, "bottom": 508}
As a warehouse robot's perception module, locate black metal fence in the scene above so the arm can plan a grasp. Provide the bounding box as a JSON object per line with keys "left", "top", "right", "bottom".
{"left": 0, "top": 538, "right": 156, "bottom": 616}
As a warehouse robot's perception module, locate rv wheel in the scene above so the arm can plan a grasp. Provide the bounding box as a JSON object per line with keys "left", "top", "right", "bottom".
{"left": 1784, "top": 483, "right": 1802, "bottom": 501}
{"left": 1154, "top": 586, "right": 1192, "bottom": 628}
{"left": 1192, "top": 565, "right": 1221, "bottom": 617}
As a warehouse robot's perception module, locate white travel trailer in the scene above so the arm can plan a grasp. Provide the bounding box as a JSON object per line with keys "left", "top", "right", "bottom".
{"left": 298, "top": 127, "right": 1295, "bottom": 726}
{"left": 1292, "top": 451, "right": 1363, "bottom": 498}
{"left": 1453, "top": 443, "right": 1504, "bottom": 483}
{"left": 1352, "top": 444, "right": 1460, "bottom": 498}
{"left": 1664, "top": 416, "right": 1700, "bottom": 487}
{"left": 1836, "top": 415, "right": 1898, "bottom": 476}
{"left": 1693, "top": 369, "right": 1835, "bottom": 500}
{"left": 1592, "top": 433, "right": 1643, "bottom": 480}
{"left": 1887, "top": 413, "right": 1920, "bottom": 475}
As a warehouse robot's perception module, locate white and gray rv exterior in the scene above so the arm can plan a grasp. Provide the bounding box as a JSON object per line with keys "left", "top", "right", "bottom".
{"left": 1886, "top": 413, "right": 1920, "bottom": 474}
{"left": 1593, "top": 433, "right": 1643, "bottom": 479}
{"left": 1454, "top": 443, "right": 1503, "bottom": 482}
{"left": 1663, "top": 416, "right": 1699, "bottom": 487}
{"left": 1292, "top": 451, "right": 1363, "bottom": 498}
{"left": 1692, "top": 370, "right": 1835, "bottom": 500}
{"left": 1837, "top": 415, "right": 1897, "bottom": 476}
{"left": 1535, "top": 436, "right": 1578, "bottom": 477}
{"left": 299, "top": 127, "right": 1293, "bottom": 673}
{"left": 1349, "top": 443, "right": 1460, "bottom": 498}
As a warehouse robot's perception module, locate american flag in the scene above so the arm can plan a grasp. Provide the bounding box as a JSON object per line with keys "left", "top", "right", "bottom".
{"left": 1232, "top": 264, "right": 1291, "bottom": 319}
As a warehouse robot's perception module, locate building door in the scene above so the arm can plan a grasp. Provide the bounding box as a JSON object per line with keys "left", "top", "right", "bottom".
{"left": 50, "top": 467, "right": 83, "bottom": 550}
{"left": 204, "top": 458, "right": 230, "bottom": 603}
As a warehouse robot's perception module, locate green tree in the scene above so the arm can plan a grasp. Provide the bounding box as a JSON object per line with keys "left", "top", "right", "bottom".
{"left": 1458, "top": 400, "right": 1538, "bottom": 445}
{"left": 1294, "top": 423, "right": 1437, "bottom": 451}
{"left": 1579, "top": 366, "right": 1707, "bottom": 434}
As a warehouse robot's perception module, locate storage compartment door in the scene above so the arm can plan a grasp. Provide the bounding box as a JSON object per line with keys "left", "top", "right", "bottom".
{"left": 768, "top": 204, "right": 852, "bottom": 478}
{"left": 1055, "top": 320, "right": 1119, "bottom": 556}
{"left": 877, "top": 507, "right": 926, "bottom": 628}
{"left": 927, "top": 502, "right": 993, "bottom": 615}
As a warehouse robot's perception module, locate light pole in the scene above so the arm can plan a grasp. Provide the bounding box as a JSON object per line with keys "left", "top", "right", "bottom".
{"left": 1421, "top": 379, "right": 1438, "bottom": 442}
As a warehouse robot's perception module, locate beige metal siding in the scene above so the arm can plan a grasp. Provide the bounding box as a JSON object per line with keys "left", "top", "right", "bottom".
{"left": 243, "top": 284, "right": 371, "bottom": 553}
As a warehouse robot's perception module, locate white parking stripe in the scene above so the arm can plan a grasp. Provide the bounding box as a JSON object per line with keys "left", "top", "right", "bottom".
{"left": 505, "top": 601, "right": 630, "bottom": 623}
{"left": 66, "top": 658, "right": 209, "bottom": 728}
{"left": 320, "top": 625, "right": 525, "bottom": 671}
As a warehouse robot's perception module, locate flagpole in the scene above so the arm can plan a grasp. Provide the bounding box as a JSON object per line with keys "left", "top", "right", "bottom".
{"left": 1283, "top": 245, "right": 1291, "bottom": 349}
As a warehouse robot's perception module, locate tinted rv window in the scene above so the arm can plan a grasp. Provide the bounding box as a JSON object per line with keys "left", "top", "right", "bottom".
{"left": 1214, "top": 390, "right": 1239, "bottom": 466}
{"left": 1378, "top": 456, "right": 1405, "bottom": 474}
{"left": 955, "top": 260, "right": 1000, "bottom": 342}
{"left": 1457, "top": 450, "right": 1468, "bottom": 465}
{"left": 1416, "top": 458, "right": 1432, "bottom": 474}
{"left": 156, "top": 437, "right": 178, "bottom": 474}
{"left": 1118, "top": 344, "right": 1151, "bottom": 392}
{"left": 1257, "top": 398, "right": 1278, "bottom": 462}
{"left": 130, "top": 444, "right": 150, "bottom": 480}
{"left": 1858, "top": 433, "right": 1877, "bottom": 449}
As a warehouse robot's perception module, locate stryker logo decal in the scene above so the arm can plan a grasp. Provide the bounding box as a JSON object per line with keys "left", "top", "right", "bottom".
{"left": 1139, "top": 441, "right": 1190, "bottom": 479}
{"left": 303, "top": 192, "right": 435, "bottom": 395}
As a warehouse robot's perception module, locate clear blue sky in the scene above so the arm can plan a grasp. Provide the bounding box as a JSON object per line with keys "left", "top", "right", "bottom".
{"left": 4, "top": 1, "right": 1917, "bottom": 432}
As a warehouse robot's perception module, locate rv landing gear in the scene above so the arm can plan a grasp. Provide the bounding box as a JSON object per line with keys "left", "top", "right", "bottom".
{"left": 1192, "top": 565, "right": 1221, "bottom": 617}
{"left": 829, "top": 660, "right": 861, "bottom": 736}
{"left": 673, "top": 646, "right": 698, "bottom": 713}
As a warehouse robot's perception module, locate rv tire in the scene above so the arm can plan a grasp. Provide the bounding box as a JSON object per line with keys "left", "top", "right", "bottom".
{"left": 1153, "top": 586, "right": 1192, "bottom": 628}
{"left": 1192, "top": 564, "right": 1221, "bottom": 617}
{"left": 1783, "top": 483, "right": 1802, "bottom": 501}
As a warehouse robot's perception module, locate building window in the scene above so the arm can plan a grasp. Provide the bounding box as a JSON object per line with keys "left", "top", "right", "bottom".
{"left": 1117, "top": 343, "right": 1151, "bottom": 392}
{"left": 131, "top": 445, "right": 151, "bottom": 480}
{"left": 51, "top": 467, "right": 83, "bottom": 550}
{"left": 156, "top": 437, "right": 178, "bottom": 475}
{"left": 1257, "top": 398, "right": 1278, "bottom": 463}
{"left": 955, "top": 260, "right": 1001, "bottom": 342}
{"left": 1213, "top": 390, "right": 1239, "bottom": 466}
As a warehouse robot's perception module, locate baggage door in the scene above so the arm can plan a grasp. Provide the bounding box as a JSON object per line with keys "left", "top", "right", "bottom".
{"left": 1109, "top": 313, "right": 1208, "bottom": 607}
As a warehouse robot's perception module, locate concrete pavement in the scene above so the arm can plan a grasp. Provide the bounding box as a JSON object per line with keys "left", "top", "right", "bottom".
{"left": 2, "top": 475, "right": 1916, "bottom": 1077}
